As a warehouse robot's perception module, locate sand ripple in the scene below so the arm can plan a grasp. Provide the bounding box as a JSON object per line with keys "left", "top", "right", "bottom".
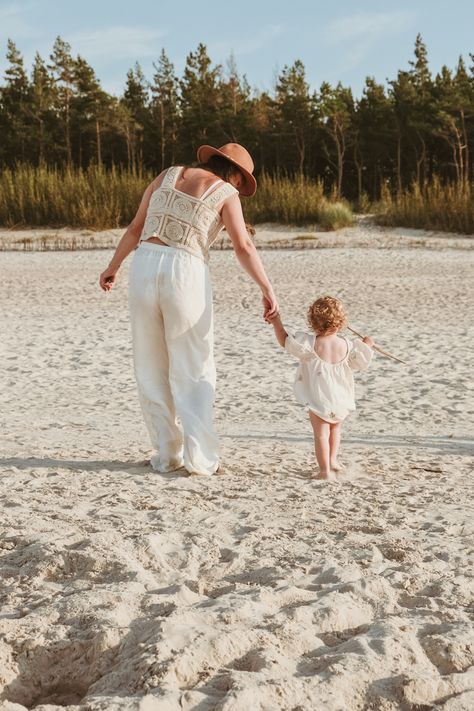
{"left": 0, "top": 247, "right": 473, "bottom": 710}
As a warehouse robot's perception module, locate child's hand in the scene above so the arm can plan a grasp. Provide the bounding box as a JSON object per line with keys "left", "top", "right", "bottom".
{"left": 363, "top": 335, "right": 374, "bottom": 348}
{"left": 265, "top": 311, "right": 281, "bottom": 324}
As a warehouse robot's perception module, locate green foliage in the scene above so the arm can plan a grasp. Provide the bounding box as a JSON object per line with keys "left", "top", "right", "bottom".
{"left": 275, "top": 60, "right": 313, "bottom": 173}
{"left": 151, "top": 49, "right": 179, "bottom": 170}
{"left": 179, "top": 44, "right": 221, "bottom": 157}
{"left": 1, "top": 35, "right": 474, "bottom": 231}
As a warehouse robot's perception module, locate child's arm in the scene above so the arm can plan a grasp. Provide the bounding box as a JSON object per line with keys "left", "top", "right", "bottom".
{"left": 348, "top": 336, "right": 374, "bottom": 371}
{"left": 267, "top": 313, "right": 288, "bottom": 348}
{"left": 267, "top": 313, "right": 314, "bottom": 360}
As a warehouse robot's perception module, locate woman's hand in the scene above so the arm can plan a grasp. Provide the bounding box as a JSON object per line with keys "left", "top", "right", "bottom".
{"left": 265, "top": 310, "right": 281, "bottom": 325}
{"left": 98, "top": 174, "right": 163, "bottom": 294}
{"left": 262, "top": 289, "right": 279, "bottom": 321}
{"left": 99, "top": 266, "right": 118, "bottom": 291}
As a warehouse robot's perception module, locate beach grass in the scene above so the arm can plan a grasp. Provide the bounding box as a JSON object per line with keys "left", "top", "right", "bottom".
{"left": 0, "top": 165, "right": 353, "bottom": 233}
{"left": 243, "top": 173, "right": 353, "bottom": 230}
{"left": 375, "top": 178, "right": 474, "bottom": 234}
{"left": 0, "top": 164, "right": 150, "bottom": 230}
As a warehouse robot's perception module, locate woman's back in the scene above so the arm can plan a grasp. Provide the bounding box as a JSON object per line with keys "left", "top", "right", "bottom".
{"left": 139, "top": 165, "right": 238, "bottom": 262}
{"left": 172, "top": 166, "right": 223, "bottom": 199}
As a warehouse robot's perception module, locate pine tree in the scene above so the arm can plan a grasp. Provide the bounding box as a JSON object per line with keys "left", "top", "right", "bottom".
{"left": 354, "top": 78, "right": 396, "bottom": 199}
{"left": 74, "top": 55, "right": 110, "bottom": 166}
{"left": 216, "top": 53, "right": 252, "bottom": 145}
{"left": 0, "top": 40, "right": 32, "bottom": 163}
{"left": 317, "top": 82, "right": 355, "bottom": 197}
{"left": 248, "top": 91, "right": 275, "bottom": 172}
{"left": 434, "top": 59, "right": 473, "bottom": 183}
{"left": 407, "top": 34, "right": 435, "bottom": 184}
{"left": 275, "top": 60, "right": 313, "bottom": 173}
{"left": 121, "top": 63, "right": 149, "bottom": 169}
{"left": 49, "top": 36, "right": 76, "bottom": 167}
{"left": 150, "top": 49, "right": 179, "bottom": 170}
{"left": 179, "top": 44, "right": 221, "bottom": 160}
{"left": 30, "top": 52, "right": 56, "bottom": 165}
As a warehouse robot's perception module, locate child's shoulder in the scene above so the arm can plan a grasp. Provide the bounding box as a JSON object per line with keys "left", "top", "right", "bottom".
{"left": 293, "top": 329, "right": 314, "bottom": 344}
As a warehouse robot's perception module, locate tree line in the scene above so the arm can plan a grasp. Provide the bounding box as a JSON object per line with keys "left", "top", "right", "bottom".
{"left": 1, "top": 35, "right": 473, "bottom": 200}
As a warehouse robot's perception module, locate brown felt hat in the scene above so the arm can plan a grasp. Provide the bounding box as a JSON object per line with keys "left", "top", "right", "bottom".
{"left": 196, "top": 142, "right": 257, "bottom": 197}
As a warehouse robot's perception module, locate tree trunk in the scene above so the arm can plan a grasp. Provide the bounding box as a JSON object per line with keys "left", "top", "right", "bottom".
{"left": 296, "top": 130, "right": 305, "bottom": 173}
{"left": 415, "top": 133, "right": 426, "bottom": 187}
{"left": 396, "top": 133, "right": 402, "bottom": 192}
{"left": 460, "top": 109, "right": 469, "bottom": 184}
{"left": 160, "top": 101, "right": 165, "bottom": 171}
{"left": 353, "top": 139, "right": 363, "bottom": 200}
{"left": 38, "top": 118, "right": 45, "bottom": 166}
{"left": 125, "top": 123, "right": 132, "bottom": 170}
{"left": 335, "top": 119, "right": 345, "bottom": 198}
{"left": 65, "top": 91, "right": 72, "bottom": 168}
{"left": 96, "top": 119, "right": 102, "bottom": 166}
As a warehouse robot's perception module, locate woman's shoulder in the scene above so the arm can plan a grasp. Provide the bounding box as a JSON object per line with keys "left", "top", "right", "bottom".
{"left": 150, "top": 167, "right": 176, "bottom": 190}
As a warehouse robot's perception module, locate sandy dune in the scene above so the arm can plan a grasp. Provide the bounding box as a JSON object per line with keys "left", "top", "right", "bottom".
{"left": 0, "top": 239, "right": 473, "bottom": 710}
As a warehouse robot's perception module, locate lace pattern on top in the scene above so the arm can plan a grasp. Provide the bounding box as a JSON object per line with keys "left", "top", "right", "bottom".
{"left": 139, "top": 166, "right": 238, "bottom": 261}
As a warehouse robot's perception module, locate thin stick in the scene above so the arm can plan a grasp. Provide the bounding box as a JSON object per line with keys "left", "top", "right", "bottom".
{"left": 347, "top": 325, "right": 408, "bottom": 364}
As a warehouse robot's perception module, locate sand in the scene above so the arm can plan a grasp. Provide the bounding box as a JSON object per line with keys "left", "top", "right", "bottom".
{"left": 0, "top": 231, "right": 473, "bottom": 710}
{"left": 1, "top": 217, "right": 473, "bottom": 252}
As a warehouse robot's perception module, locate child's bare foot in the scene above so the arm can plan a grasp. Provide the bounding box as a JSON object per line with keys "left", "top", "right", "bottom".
{"left": 330, "top": 460, "right": 346, "bottom": 473}
{"left": 311, "top": 469, "right": 331, "bottom": 480}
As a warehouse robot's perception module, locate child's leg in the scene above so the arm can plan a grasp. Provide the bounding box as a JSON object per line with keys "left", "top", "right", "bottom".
{"left": 329, "top": 422, "right": 343, "bottom": 470}
{"left": 309, "top": 411, "right": 331, "bottom": 478}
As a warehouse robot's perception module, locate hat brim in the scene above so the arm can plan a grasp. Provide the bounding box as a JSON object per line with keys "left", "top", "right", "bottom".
{"left": 196, "top": 145, "right": 257, "bottom": 197}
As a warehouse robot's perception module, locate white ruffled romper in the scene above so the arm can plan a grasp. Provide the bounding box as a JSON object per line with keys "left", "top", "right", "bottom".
{"left": 284, "top": 331, "right": 373, "bottom": 423}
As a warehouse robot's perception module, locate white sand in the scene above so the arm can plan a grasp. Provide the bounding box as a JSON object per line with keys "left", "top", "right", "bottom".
{"left": 0, "top": 238, "right": 473, "bottom": 710}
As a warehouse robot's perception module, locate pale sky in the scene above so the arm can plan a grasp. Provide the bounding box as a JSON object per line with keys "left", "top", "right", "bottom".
{"left": 1, "top": 0, "right": 473, "bottom": 97}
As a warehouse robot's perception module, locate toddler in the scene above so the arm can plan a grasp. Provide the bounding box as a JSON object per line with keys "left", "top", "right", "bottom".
{"left": 268, "top": 296, "right": 374, "bottom": 479}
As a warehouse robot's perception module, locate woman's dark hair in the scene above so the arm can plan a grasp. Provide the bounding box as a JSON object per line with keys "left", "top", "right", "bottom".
{"left": 196, "top": 154, "right": 243, "bottom": 182}
{"left": 190, "top": 155, "right": 255, "bottom": 237}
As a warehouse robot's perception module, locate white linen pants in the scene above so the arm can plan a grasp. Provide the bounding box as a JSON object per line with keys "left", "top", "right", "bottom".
{"left": 129, "top": 243, "right": 218, "bottom": 475}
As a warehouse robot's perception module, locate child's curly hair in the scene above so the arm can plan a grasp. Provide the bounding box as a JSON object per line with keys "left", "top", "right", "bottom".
{"left": 307, "top": 296, "right": 348, "bottom": 335}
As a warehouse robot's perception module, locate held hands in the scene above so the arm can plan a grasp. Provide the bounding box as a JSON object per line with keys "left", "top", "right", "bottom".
{"left": 262, "top": 290, "right": 279, "bottom": 322}
{"left": 99, "top": 266, "right": 117, "bottom": 291}
{"left": 264, "top": 310, "right": 281, "bottom": 325}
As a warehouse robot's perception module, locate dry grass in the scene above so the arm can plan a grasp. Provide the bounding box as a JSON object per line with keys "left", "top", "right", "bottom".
{"left": 0, "top": 164, "right": 150, "bottom": 229}
{"left": 376, "top": 179, "right": 474, "bottom": 234}
{"left": 4, "top": 167, "right": 474, "bottom": 238}
{"left": 0, "top": 166, "right": 353, "bottom": 235}
{"left": 244, "top": 173, "right": 353, "bottom": 229}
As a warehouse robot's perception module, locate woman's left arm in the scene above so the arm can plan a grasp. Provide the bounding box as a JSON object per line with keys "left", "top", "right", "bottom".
{"left": 99, "top": 173, "right": 164, "bottom": 291}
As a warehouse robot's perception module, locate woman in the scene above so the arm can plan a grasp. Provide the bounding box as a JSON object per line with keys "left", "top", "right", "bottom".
{"left": 99, "top": 143, "right": 278, "bottom": 476}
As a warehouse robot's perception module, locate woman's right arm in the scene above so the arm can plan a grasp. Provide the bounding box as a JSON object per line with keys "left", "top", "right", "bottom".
{"left": 99, "top": 172, "right": 165, "bottom": 291}
{"left": 221, "top": 194, "right": 278, "bottom": 318}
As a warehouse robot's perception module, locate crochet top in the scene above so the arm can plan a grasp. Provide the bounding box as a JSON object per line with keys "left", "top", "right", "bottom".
{"left": 139, "top": 166, "right": 238, "bottom": 262}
